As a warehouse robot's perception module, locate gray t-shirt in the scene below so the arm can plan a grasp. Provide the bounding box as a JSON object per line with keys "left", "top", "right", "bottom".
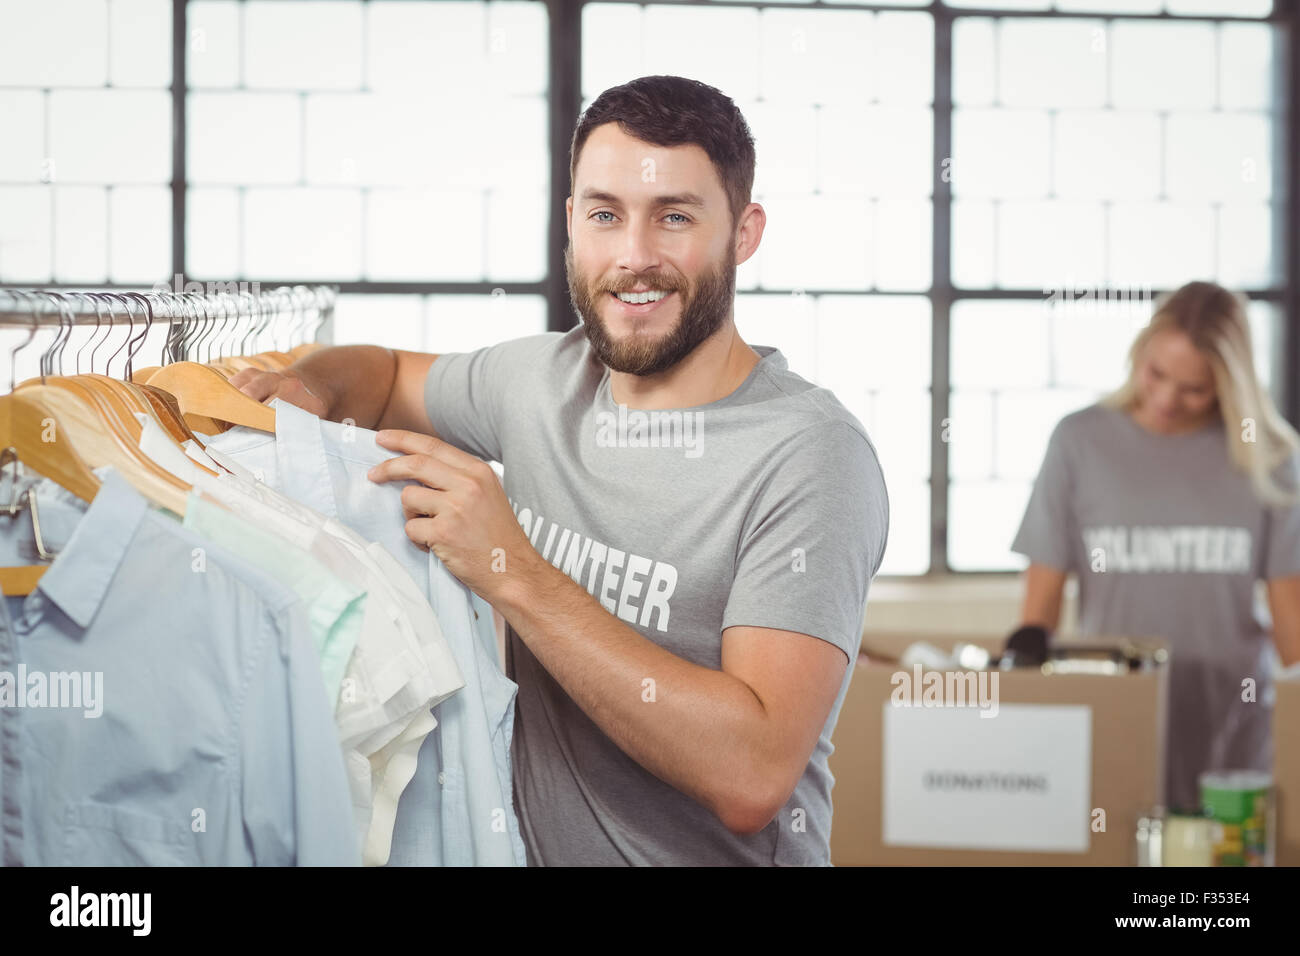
{"left": 424, "top": 326, "right": 889, "bottom": 865}
{"left": 1012, "top": 403, "right": 1300, "bottom": 811}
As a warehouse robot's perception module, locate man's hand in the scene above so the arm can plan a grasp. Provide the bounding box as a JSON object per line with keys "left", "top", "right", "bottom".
{"left": 229, "top": 367, "right": 329, "bottom": 419}
{"left": 369, "top": 429, "right": 536, "bottom": 600}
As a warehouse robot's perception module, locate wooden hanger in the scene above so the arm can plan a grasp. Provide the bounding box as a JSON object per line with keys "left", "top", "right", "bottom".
{"left": 6, "top": 385, "right": 190, "bottom": 513}
{"left": 144, "top": 361, "right": 276, "bottom": 433}
{"left": 0, "top": 385, "right": 190, "bottom": 594}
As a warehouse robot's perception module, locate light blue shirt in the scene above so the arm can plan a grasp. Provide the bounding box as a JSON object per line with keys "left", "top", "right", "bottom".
{"left": 206, "top": 399, "right": 525, "bottom": 866}
{"left": 0, "top": 469, "right": 359, "bottom": 866}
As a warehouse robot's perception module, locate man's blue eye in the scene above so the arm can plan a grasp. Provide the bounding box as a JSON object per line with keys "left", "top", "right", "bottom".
{"left": 593, "top": 211, "right": 614, "bottom": 222}
{"left": 665, "top": 213, "right": 689, "bottom": 224}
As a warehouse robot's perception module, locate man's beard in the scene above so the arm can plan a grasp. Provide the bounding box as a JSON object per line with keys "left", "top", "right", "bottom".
{"left": 565, "top": 241, "right": 736, "bottom": 377}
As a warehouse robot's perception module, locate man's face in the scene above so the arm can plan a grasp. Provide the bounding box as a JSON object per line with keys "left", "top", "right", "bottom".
{"left": 566, "top": 123, "right": 738, "bottom": 377}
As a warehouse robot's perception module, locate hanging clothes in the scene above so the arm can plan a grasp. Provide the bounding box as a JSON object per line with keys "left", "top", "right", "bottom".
{"left": 204, "top": 398, "right": 526, "bottom": 866}
{"left": 0, "top": 470, "right": 359, "bottom": 866}
{"left": 131, "top": 407, "right": 463, "bottom": 867}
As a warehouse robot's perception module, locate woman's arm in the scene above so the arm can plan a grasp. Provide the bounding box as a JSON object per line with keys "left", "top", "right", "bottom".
{"left": 1266, "top": 574, "right": 1300, "bottom": 667}
{"left": 1019, "top": 562, "right": 1068, "bottom": 633}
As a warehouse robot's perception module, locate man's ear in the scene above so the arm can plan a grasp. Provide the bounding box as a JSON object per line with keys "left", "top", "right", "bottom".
{"left": 566, "top": 196, "right": 574, "bottom": 242}
{"left": 734, "top": 202, "right": 766, "bottom": 268}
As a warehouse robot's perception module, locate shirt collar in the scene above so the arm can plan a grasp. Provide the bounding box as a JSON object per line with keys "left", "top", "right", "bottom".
{"left": 269, "top": 398, "right": 339, "bottom": 519}
{"left": 37, "top": 468, "right": 148, "bottom": 629}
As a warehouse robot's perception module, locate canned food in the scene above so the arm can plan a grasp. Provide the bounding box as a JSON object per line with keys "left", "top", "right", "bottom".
{"left": 1200, "top": 771, "right": 1272, "bottom": 866}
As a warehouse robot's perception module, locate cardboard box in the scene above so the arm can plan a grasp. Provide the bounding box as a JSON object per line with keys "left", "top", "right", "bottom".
{"left": 1276, "top": 673, "right": 1300, "bottom": 866}
{"left": 829, "top": 632, "right": 1168, "bottom": 866}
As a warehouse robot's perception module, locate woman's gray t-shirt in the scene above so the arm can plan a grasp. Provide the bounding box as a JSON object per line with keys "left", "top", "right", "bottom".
{"left": 1012, "top": 403, "right": 1300, "bottom": 811}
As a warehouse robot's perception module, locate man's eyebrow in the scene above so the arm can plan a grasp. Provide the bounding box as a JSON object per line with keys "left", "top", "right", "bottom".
{"left": 578, "top": 189, "right": 708, "bottom": 208}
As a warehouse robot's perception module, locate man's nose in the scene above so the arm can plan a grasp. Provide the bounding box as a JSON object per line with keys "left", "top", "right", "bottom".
{"left": 616, "top": 218, "right": 660, "bottom": 275}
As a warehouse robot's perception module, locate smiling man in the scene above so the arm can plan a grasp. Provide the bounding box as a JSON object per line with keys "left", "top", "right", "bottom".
{"left": 232, "top": 75, "right": 890, "bottom": 866}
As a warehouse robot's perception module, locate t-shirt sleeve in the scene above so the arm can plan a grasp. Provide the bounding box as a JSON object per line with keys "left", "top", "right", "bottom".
{"left": 1263, "top": 450, "right": 1300, "bottom": 580}
{"left": 721, "top": 420, "right": 889, "bottom": 663}
{"left": 1011, "top": 419, "right": 1077, "bottom": 573}
{"left": 422, "top": 334, "right": 556, "bottom": 462}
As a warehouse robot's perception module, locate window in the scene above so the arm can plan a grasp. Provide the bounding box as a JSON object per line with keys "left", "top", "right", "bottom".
{"left": 0, "top": 0, "right": 1291, "bottom": 574}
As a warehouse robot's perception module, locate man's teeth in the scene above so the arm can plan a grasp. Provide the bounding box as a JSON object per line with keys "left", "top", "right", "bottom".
{"left": 615, "top": 290, "right": 668, "bottom": 304}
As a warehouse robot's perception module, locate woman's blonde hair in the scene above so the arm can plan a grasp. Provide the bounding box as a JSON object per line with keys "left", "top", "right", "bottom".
{"left": 1099, "top": 280, "right": 1300, "bottom": 507}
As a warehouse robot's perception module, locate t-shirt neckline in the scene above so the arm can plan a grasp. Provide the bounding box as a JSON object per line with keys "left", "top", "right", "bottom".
{"left": 597, "top": 345, "right": 782, "bottom": 414}
{"left": 1114, "top": 404, "right": 1223, "bottom": 441}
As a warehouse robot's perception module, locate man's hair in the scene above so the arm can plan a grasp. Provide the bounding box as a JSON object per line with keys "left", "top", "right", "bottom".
{"left": 569, "top": 75, "right": 757, "bottom": 231}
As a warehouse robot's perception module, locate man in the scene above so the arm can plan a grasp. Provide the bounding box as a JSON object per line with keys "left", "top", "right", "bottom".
{"left": 233, "top": 75, "right": 890, "bottom": 866}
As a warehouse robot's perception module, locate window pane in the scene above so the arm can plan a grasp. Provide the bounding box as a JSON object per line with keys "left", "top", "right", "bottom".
{"left": 759, "top": 9, "right": 872, "bottom": 106}
{"left": 1165, "top": 112, "right": 1272, "bottom": 202}
{"left": 951, "top": 300, "right": 1050, "bottom": 389}
{"left": 1111, "top": 22, "right": 1216, "bottom": 110}
{"left": 874, "top": 200, "right": 931, "bottom": 291}
{"left": 999, "top": 19, "right": 1107, "bottom": 109}
{"left": 995, "top": 388, "right": 1096, "bottom": 481}
{"left": 819, "top": 106, "right": 933, "bottom": 198}
{"left": 487, "top": 2, "right": 548, "bottom": 97}
{"left": 242, "top": 188, "right": 362, "bottom": 279}
{"left": 877, "top": 480, "right": 929, "bottom": 576}
{"left": 948, "top": 390, "right": 993, "bottom": 481}
{"left": 333, "top": 294, "right": 425, "bottom": 350}
{"left": 188, "top": 1, "right": 239, "bottom": 88}
{"left": 365, "top": 189, "right": 484, "bottom": 281}
{"left": 1220, "top": 23, "right": 1275, "bottom": 111}
{"left": 187, "top": 187, "right": 239, "bottom": 278}
{"left": 425, "top": 293, "right": 546, "bottom": 352}
{"left": 54, "top": 185, "right": 107, "bottom": 282}
{"left": 1055, "top": 110, "right": 1162, "bottom": 201}
{"left": 754, "top": 195, "right": 870, "bottom": 290}
{"left": 1108, "top": 202, "right": 1215, "bottom": 288}
{"left": 951, "top": 109, "right": 1051, "bottom": 199}
{"left": 1051, "top": 293, "right": 1150, "bottom": 391}
{"left": 0, "top": 187, "right": 53, "bottom": 282}
{"left": 0, "top": 91, "right": 45, "bottom": 183}
{"left": 1217, "top": 203, "right": 1276, "bottom": 289}
{"left": 641, "top": 5, "right": 761, "bottom": 104}
{"left": 0, "top": 0, "right": 107, "bottom": 86}
{"left": 749, "top": 103, "right": 818, "bottom": 195}
{"left": 995, "top": 201, "right": 1106, "bottom": 290}
{"left": 951, "top": 200, "right": 995, "bottom": 289}
{"left": 109, "top": 184, "right": 170, "bottom": 283}
{"left": 49, "top": 90, "right": 171, "bottom": 183}
{"left": 335, "top": 293, "right": 546, "bottom": 353}
{"left": 368, "top": 1, "right": 486, "bottom": 92}
{"left": 243, "top": 1, "right": 363, "bottom": 90}
{"left": 948, "top": 480, "right": 1033, "bottom": 572}
{"left": 486, "top": 188, "right": 547, "bottom": 283}
{"left": 953, "top": 18, "right": 995, "bottom": 108}
{"left": 109, "top": 0, "right": 171, "bottom": 88}
{"left": 946, "top": 0, "right": 1048, "bottom": 8}
{"left": 734, "top": 292, "right": 818, "bottom": 380}
{"left": 1165, "top": 0, "right": 1271, "bottom": 15}
{"left": 190, "top": 92, "right": 300, "bottom": 184}
{"left": 874, "top": 13, "right": 932, "bottom": 106}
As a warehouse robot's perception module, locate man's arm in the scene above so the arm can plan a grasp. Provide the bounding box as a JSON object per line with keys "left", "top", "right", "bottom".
{"left": 499, "top": 558, "right": 850, "bottom": 836}
{"left": 230, "top": 347, "right": 440, "bottom": 433}
{"left": 367, "top": 430, "right": 851, "bottom": 836}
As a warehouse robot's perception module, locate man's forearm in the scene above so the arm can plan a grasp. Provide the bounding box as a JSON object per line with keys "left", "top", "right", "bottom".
{"left": 286, "top": 345, "right": 398, "bottom": 427}
{"left": 493, "top": 551, "right": 782, "bottom": 835}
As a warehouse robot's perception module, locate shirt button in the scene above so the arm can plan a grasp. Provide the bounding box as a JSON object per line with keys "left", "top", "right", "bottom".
{"left": 437, "top": 772, "right": 446, "bottom": 786}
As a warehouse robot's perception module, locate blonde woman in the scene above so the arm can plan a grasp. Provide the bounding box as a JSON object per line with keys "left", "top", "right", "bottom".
{"left": 1012, "top": 280, "right": 1300, "bottom": 813}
